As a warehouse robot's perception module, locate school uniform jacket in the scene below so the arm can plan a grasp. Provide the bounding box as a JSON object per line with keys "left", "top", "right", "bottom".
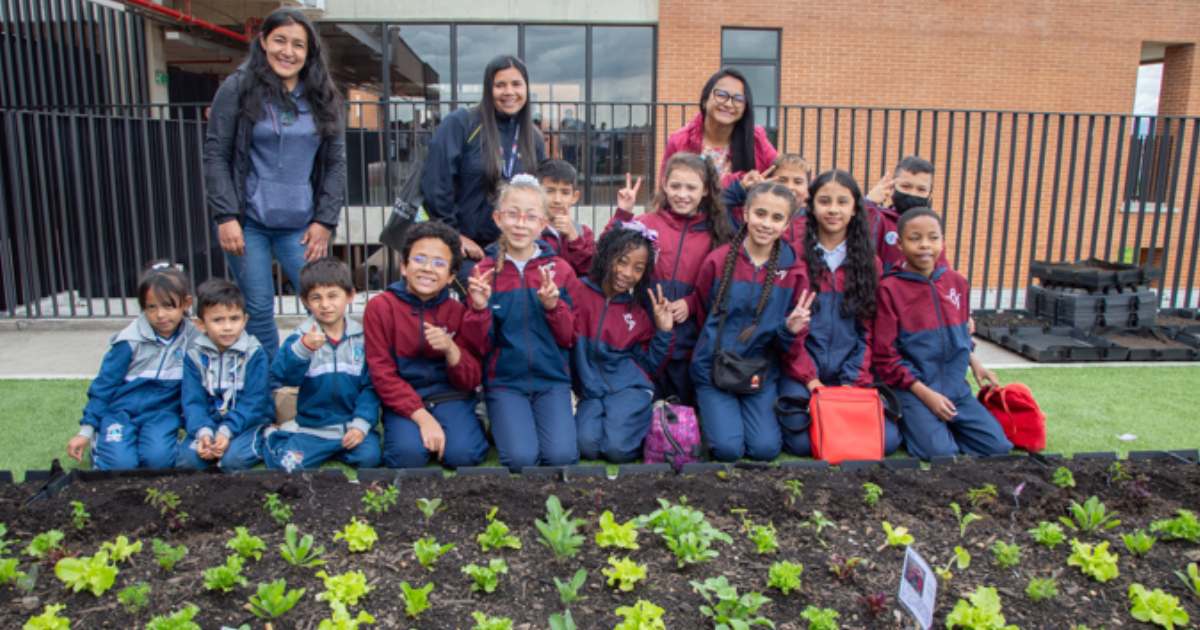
{"left": 863, "top": 199, "right": 949, "bottom": 273}
{"left": 690, "top": 241, "right": 817, "bottom": 387}
{"left": 182, "top": 331, "right": 271, "bottom": 440}
{"left": 541, "top": 222, "right": 596, "bottom": 277}
{"left": 78, "top": 315, "right": 197, "bottom": 439}
{"left": 607, "top": 206, "right": 712, "bottom": 360}
{"left": 570, "top": 277, "right": 673, "bottom": 400}
{"left": 872, "top": 264, "right": 974, "bottom": 399}
{"left": 460, "top": 243, "right": 577, "bottom": 394}
{"left": 721, "top": 180, "right": 808, "bottom": 250}
{"left": 362, "top": 280, "right": 482, "bottom": 419}
{"left": 661, "top": 112, "right": 779, "bottom": 188}
{"left": 272, "top": 316, "right": 380, "bottom": 437}
{"left": 796, "top": 257, "right": 882, "bottom": 387}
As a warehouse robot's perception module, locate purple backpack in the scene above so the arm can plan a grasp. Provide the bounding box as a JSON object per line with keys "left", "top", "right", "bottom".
{"left": 642, "top": 399, "right": 703, "bottom": 471}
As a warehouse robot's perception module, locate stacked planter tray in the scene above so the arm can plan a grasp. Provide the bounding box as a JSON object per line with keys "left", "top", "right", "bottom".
{"left": 1025, "top": 285, "right": 1158, "bottom": 329}
{"left": 991, "top": 325, "right": 1130, "bottom": 363}
{"left": 1029, "top": 258, "right": 1162, "bottom": 291}
{"left": 971, "top": 309, "right": 1048, "bottom": 343}
{"left": 1091, "top": 327, "right": 1200, "bottom": 361}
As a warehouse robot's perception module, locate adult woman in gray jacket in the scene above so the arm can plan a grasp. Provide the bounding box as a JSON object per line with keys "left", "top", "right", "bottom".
{"left": 203, "top": 7, "right": 345, "bottom": 359}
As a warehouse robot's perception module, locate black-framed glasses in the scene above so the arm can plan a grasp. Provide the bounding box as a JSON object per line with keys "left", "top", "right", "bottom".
{"left": 711, "top": 88, "right": 747, "bottom": 106}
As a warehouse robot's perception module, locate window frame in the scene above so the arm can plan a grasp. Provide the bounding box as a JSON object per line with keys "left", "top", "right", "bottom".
{"left": 719, "top": 27, "right": 782, "bottom": 128}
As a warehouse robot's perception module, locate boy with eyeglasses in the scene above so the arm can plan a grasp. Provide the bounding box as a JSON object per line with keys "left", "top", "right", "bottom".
{"left": 362, "top": 221, "right": 490, "bottom": 468}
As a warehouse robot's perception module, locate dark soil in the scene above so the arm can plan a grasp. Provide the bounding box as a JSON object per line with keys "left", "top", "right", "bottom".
{"left": 1157, "top": 314, "right": 1200, "bottom": 328}
{"left": 2, "top": 458, "right": 1200, "bottom": 629}
{"left": 1100, "top": 329, "right": 1193, "bottom": 350}
{"left": 973, "top": 311, "right": 1047, "bottom": 331}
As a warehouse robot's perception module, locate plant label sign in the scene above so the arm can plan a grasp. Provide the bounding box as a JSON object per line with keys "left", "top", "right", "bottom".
{"left": 897, "top": 545, "right": 937, "bottom": 629}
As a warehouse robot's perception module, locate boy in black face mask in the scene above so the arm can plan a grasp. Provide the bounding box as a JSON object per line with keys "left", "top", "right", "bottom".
{"left": 864, "top": 155, "right": 943, "bottom": 273}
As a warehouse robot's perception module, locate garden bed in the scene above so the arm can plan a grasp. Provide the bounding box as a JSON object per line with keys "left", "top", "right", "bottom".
{"left": 2, "top": 457, "right": 1199, "bottom": 628}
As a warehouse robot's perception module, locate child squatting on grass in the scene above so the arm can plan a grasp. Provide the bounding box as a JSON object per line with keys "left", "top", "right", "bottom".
{"left": 264, "top": 258, "right": 382, "bottom": 471}
{"left": 871, "top": 206, "right": 1012, "bottom": 460}
{"left": 67, "top": 261, "right": 199, "bottom": 470}
{"left": 177, "top": 279, "right": 272, "bottom": 470}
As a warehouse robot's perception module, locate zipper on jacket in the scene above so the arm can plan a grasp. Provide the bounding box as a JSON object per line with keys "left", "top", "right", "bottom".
{"left": 927, "top": 279, "right": 950, "bottom": 389}
{"left": 668, "top": 216, "right": 694, "bottom": 287}
{"left": 520, "top": 265, "right": 532, "bottom": 391}
{"left": 593, "top": 299, "right": 615, "bottom": 393}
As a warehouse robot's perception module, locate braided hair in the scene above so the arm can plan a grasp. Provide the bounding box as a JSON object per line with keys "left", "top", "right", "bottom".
{"left": 589, "top": 226, "right": 657, "bottom": 313}
{"left": 804, "top": 169, "right": 877, "bottom": 321}
{"left": 651, "top": 152, "right": 734, "bottom": 246}
{"left": 712, "top": 226, "right": 782, "bottom": 344}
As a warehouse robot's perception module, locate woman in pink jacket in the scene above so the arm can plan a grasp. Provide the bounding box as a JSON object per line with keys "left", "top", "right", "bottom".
{"left": 662, "top": 68, "right": 778, "bottom": 189}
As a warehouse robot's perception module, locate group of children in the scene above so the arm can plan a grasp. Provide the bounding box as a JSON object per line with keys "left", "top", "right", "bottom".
{"left": 67, "top": 153, "right": 1013, "bottom": 473}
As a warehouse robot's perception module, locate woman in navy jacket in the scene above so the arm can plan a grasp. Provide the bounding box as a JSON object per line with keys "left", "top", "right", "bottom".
{"left": 203, "top": 8, "right": 346, "bottom": 360}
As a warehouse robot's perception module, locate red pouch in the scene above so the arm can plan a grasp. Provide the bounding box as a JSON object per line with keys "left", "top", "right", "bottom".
{"left": 978, "top": 383, "right": 1046, "bottom": 452}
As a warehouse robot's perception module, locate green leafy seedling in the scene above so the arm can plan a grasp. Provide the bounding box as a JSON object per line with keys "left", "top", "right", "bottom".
{"left": 263, "top": 493, "right": 293, "bottom": 527}
{"left": 603, "top": 556, "right": 647, "bottom": 592}
{"left": 950, "top": 502, "right": 983, "bottom": 538}
{"left": 946, "top": 586, "right": 1017, "bottom": 630}
{"left": 1174, "top": 562, "right": 1199, "bottom": 599}
{"left": 118, "top": 582, "right": 151, "bottom": 613}
{"left": 24, "top": 604, "right": 70, "bottom": 630}
{"left": 548, "top": 609, "right": 577, "bottom": 630}
{"left": 1060, "top": 496, "right": 1120, "bottom": 533}
{"left": 69, "top": 501, "right": 90, "bottom": 531}
{"left": 279, "top": 523, "right": 325, "bottom": 568}
{"left": 934, "top": 546, "right": 972, "bottom": 582}
{"left": 767, "top": 560, "right": 803, "bottom": 595}
{"left": 1028, "top": 521, "right": 1067, "bottom": 549}
{"left": 361, "top": 484, "right": 399, "bottom": 515}
{"left": 553, "top": 568, "right": 587, "bottom": 605}
{"left": 202, "top": 555, "right": 247, "bottom": 593}
{"left": 55, "top": 551, "right": 118, "bottom": 597}
{"left": 25, "top": 529, "right": 65, "bottom": 559}
{"left": 1025, "top": 576, "right": 1058, "bottom": 603}
{"left": 471, "top": 611, "right": 514, "bottom": 630}
{"left": 334, "top": 518, "right": 377, "bottom": 553}
{"left": 246, "top": 578, "right": 305, "bottom": 620}
{"left": 477, "top": 507, "right": 522, "bottom": 552}
{"left": 780, "top": 479, "right": 804, "bottom": 506}
{"left": 1150, "top": 509, "right": 1200, "bottom": 544}
{"left": 462, "top": 558, "right": 508, "bottom": 594}
{"left": 640, "top": 497, "right": 733, "bottom": 567}
{"left": 745, "top": 520, "right": 779, "bottom": 555}
{"left": 0, "top": 523, "right": 13, "bottom": 556}
{"left": 318, "top": 602, "right": 374, "bottom": 630}
{"left": 1051, "top": 466, "right": 1076, "bottom": 489}
{"left": 614, "top": 600, "right": 667, "bottom": 630}
{"left": 226, "top": 527, "right": 266, "bottom": 561}
{"left": 315, "top": 569, "right": 372, "bottom": 607}
{"left": 1122, "top": 530, "right": 1157, "bottom": 556}
{"left": 152, "top": 538, "right": 187, "bottom": 572}
{"left": 413, "top": 535, "right": 455, "bottom": 570}
{"left": 0, "top": 557, "right": 25, "bottom": 586}
{"left": 595, "top": 510, "right": 639, "bottom": 550}
{"left": 416, "top": 497, "right": 443, "bottom": 521}
{"left": 881, "top": 521, "right": 914, "bottom": 548}
{"left": 966, "top": 483, "right": 998, "bottom": 508}
{"left": 827, "top": 555, "right": 864, "bottom": 582}
{"left": 862, "top": 482, "right": 883, "bottom": 507}
{"left": 535, "top": 495, "right": 586, "bottom": 560}
{"left": 991, "top": 541, "right": 1022, "bottom": 569}
{"left": 800, "top": 605, "right": 840, "bottom": 630}
{"left": 101, "top": 535, "right": 142, "bottom": 564}
{"left": 1108, "top": 461, "right": 1133, "bottom": 482}
{"left": 145, "top": 604, "right": 201, "bottom": 630}
{"left": 1067, "top": 539, "right": 1120, "bottom": 583}
{"left": 1129, "top": 583, "right": 1190, "bottom": 629}
{"left": 400, "top": 581, "right": 433, "bottom": 619}
{"left": 690, "top": 575, "right": 774, "bottom": 629}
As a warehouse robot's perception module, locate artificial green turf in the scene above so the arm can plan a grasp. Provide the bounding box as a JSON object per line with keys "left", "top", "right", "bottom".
{"left": 0, "top": 366, "right": 1195, "bottom": 481}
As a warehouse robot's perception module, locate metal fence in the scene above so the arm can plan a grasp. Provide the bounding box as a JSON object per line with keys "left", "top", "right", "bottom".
{"left": 1, "top": 100, "right": 1198, "bottom": 318}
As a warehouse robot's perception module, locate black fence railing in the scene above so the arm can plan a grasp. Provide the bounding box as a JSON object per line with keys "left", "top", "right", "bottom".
{"left": 1, "top": 100, "right": 1198, "bottom": 318}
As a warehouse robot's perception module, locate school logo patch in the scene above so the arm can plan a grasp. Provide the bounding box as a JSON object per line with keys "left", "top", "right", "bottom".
{"left": 280, "top": 450, "right": 305, "bottom": 473}
{"left": 776, "top": 270, "right": 788, "bottom": 281}
{"left": 542, "top": 261, "right": 556, "bottom": 275}
{"left": 623, "top": 313, "right": 636, "bottom": 332}
{"left": 946, "top": 288, "right": 962, "bottom": 311}
{"left": 105, "top": 423, "right": 124, "bottom": 443}
{"left": 885, "top": 230, "right": 899, "bottom": 246}
{"left": 353, "top": 344, "right": 365, "bottom": 362}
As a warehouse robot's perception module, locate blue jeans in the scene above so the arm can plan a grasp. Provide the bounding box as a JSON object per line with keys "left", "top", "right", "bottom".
{"left": 263, "top": 428, "right": 382, "bottom": 471}
{"left": 695, "top": 378, "right": 782, "bottom": 462}
{"left": 381, "top": 399, "right": 489, "bottom": 468}
{"left": 91, "top": 409, "right": 181, "bottom": 470}
{"left": 486, "top": 385, "right": 577, "bottom": 470}
{"left": 223, "top": 219, "right": 307, "bottom": 362}
{"left": 576, "top": 388, "right": 654, "bottom": 463}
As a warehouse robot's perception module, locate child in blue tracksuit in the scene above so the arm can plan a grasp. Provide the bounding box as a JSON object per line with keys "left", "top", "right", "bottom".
{"left": 265, "top": 259, "right": 382, "bottom": 471}
{"left": 572, "top": 224, "right": 675, "bottom": 463}
{"left": 872, "top": 207, "right": 1012, "bottom": 460}
{"left": 178, "top": 279, "right": 272, "bottom": 470}
{"left": 67, "top": 262, "right": 198, "bottom": 469}
{"left": 776, "top": 170, "right": 902, "bottom": 456}
{"left": 460, "top": 175, "right": 580, "bottom": 470}
{"left": 690, "top": 182, "right": 817, "bottom": 462}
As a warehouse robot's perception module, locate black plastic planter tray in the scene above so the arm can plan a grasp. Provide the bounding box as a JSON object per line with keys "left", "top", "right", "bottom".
{"left": 1025, "top": 285, "right": 1157, "bottom": 329}
{"left": 996, "top": 325, "right": 1130, "bottom": 362}
{"left": 971, "top": 309, "right": 1047, "bottom": 342}
{"left": 1030, "top": 258, "right": 1162, "bottom": 291}
{"left": 1093, "top": 327, "right": 1200, "bottom": 361}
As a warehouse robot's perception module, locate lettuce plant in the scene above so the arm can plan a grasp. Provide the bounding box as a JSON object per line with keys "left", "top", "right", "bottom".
{"left": 602, "top": 556, "right": 647, "bottom": 592}
{"left": 945, "top": 586, "right": 1017, "bottom": 630}
{"left": 315, "top": 569, "right": 372, "bottom": 607}
{"left": 54, "top": 551, "right": 118, "bottom": 596}
{"left": 1067, "top": 539, "right": 1119, "bottom": 583}
{"left": 1129, "top": 583, "right": 1189, "bottom": 629}
{"left": 595, "top": 510, "right": 639, "bottom": 550}
{"left": 767, "top": 561, "right": 803, "bottom": 595}
{"left": 614, "top": 600, "right": 667, "bottom": 630}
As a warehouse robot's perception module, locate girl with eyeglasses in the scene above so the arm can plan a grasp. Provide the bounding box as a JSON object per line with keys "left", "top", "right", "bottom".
{"left": 661, "top": 68, "right": 778, "bottom": 188}
{"left": 459, "top": 175, "right": 582, "bottom": 471}
{"left": 363, "top": 221, "right": 490, "bottom": 469}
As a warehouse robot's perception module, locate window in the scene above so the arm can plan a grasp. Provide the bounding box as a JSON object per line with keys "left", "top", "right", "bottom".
{"left": 389, "top": 24, "right": 450, "bottom": 102}
{"left": 720, "top": 28, "right": 780, "bottom": 128}
{"left": 456, "top": 25, "right": 518, "bottom": 101}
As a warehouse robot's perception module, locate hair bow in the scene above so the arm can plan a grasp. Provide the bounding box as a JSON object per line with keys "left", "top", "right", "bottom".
{"left": 509, "top": 173, "right": 540, "bottom": 186}
{"left": 620, "top": 221, "right": 658, "bottom": 244}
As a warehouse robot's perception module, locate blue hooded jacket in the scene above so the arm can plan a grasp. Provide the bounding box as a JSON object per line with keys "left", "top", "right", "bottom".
{"left": 570, "top": 278, "right": 672, "bottom": 400}
{"left": 272, "top": 316, "right": 380, "bottom": 436}
{"left": 182, "top": 330, "right": 271, "bottom": 439}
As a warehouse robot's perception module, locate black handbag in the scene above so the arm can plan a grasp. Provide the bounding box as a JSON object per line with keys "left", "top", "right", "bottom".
{"left": 709, "top": 277, "right": 772, "bottom": 394}
{"left": 379, "top": 155, "right": 425, "bottom": 252}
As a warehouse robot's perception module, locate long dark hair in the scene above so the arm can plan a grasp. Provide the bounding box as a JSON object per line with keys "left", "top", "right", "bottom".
{"left": 476, "top": 55, "right": 541, "bottom": 194}
{"left": 804, "top": 169, "right": 877, "bottom": 321}
{"left": 238, "top": 8, "right": 343, "bottom": 138}
{"left": 590, "top": 226, "right": 657, "bottom": 313}
{"left": 699, "top": 68, "right": 757, "bottom": 173}
{"left": 651, "top": 152, "right": 733, "bottom": 246}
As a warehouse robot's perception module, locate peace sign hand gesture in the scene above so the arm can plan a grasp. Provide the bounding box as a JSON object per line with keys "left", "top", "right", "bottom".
{"left": 537, "top": 266, "right": 560, "bottom": 311}
{"left": 647, "top": 285, "right": 674, "bottom": 332}
{"left": 467, "top": 268, "right": 494, "bottom": 311}
{"left": 786, "top": 289, "right": 817, "bottom": 334}
{"left": 616, "top": 173, "right": 643, "bottom": 211}
{"left": 740, "top": 164, "right": 776, "bottom": 191}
